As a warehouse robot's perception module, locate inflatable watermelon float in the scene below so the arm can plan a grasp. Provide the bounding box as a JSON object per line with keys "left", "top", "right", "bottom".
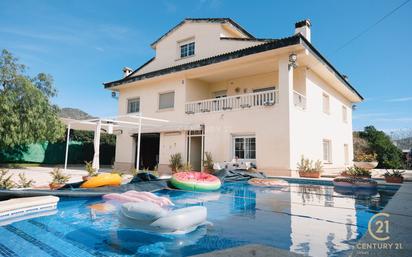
{"left": 171, "top": 172, "right": 221, "bottom": 191}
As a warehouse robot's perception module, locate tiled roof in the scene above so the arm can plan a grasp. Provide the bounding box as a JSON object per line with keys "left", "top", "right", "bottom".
{"left": 219, "top": 37, "right": 275, "bottom": 42}
{"left": 104, "top": 34, "right": 363, "bottom": 100}
{"left": 104, "top": 35, "right": 300, "bottom": 88}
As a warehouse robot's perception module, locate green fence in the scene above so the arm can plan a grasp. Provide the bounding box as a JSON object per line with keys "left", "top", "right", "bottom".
{"left": 0, "top": 141, "right": 115, "bottom": 165}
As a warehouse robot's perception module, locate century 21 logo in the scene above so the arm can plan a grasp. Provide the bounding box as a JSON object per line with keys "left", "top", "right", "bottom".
{"left": 368, "top": 213, "right": 390, "bottom": 241}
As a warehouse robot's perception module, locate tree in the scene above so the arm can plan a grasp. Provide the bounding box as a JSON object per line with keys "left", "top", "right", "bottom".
{"left": 0, "top": 49, "right": 64, "bottom": 148}
{"left": 358, "top": 126, "right": 404, "bottom": 169}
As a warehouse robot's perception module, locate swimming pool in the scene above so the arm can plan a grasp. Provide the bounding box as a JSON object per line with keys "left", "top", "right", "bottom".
{"left": 0, "top": 181, "right": 398, "bottom": 257}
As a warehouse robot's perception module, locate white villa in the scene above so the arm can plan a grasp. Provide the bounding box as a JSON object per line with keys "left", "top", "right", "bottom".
{"left": 104, "top": 18, "right": 363, "bottom": 176}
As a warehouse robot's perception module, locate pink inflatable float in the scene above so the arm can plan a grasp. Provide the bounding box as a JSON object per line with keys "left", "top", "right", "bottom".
{"left": 248, "top": 178, "right": 288, "bottom": 187}
{"left": 103, "top": 190, "right": 174, "bottom": 207}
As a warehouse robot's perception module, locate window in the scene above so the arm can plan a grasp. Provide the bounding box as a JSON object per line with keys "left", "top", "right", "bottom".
{"left": 159, "top": 91, "right": 175, "bottom": 110}
{"left": 180, "top": 42, "right": 195, "bottom": 58}
{"left": 323, "top": 139, "right": 332, "bottom": 163}
{"left": 344, "top": 144, "right": 349, "bottom": 164}
{"left": 252, "top": 86, "right": 276, "bottom": 93}
{"left": 127, "top": 98, "right": 140, "bottom": 113}
{"left": 213, "top": 90, "right": 227, "bottom": 98}
{"left": 233, "top": 136, "right": 256, "bottom": 159}
{"left": 342, "top": 105, "right": 348, "bottom": 123}
{"left": 322, "top": 93, "right": 330, "bottom": 114}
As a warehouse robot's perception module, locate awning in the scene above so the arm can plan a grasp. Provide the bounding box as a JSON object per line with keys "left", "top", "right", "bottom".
{"left": 62, "top": 114, "right": 197, "bottom": 172}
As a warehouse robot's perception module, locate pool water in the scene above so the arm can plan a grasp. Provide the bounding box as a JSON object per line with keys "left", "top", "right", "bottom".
{"left": 0, "top": 181, "right": 398, "bottom": 257}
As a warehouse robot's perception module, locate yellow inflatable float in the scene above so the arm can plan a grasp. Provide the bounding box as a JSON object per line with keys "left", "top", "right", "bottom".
{"left": 80, "top": 173, "right": 122, "bottom": 188}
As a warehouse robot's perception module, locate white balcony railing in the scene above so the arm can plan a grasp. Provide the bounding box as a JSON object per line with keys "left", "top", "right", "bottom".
{"left": 293, "top": 91, "right": 306, "bottom": 109}
{"left": 185, "top": 90, "right": 279, "bottom": 114}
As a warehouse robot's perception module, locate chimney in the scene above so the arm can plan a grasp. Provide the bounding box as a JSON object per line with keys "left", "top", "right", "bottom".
{"left": 122, "top": 67, "right": 133, "bottom": 77}
{"left": 295, "top": 19, "right": 311, "bottom": 42}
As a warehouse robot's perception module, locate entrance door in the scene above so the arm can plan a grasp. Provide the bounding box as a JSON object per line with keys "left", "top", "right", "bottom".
{"left": 188, "top": 136, "right": 202, "bottom": 171}
{"left": 186, "top": 129, "right": 204, "bottom": 172}
{"left": 134, "top": 133, "right": 160, "bottom": 170}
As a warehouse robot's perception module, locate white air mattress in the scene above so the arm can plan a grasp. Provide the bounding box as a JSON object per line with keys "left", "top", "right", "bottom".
{"left": 0, "top": 196, "right": 59, "bottom": 222}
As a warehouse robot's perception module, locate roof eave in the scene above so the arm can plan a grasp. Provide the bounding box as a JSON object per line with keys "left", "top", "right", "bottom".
{"left": 104, "top": 35, "right": 301, "bottom": 89}
{"left": 298, "top": 35, "right": 364, "bottom": 101}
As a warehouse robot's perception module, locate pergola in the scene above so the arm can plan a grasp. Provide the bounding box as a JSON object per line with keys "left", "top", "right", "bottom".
{"left": 63, "top": 113, "right": 197, "bottom": 172}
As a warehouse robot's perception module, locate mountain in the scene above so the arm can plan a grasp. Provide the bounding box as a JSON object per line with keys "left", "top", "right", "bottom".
{"left": 394, "top": 137, "right": 412, "bottom": 151}
{"left": 59, "top": 108, "right": 95, "bottom": 120}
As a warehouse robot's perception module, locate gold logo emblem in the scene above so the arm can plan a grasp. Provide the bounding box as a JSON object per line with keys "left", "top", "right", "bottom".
{"left": 368, "top": 212, "right": 390, "bottom": 241}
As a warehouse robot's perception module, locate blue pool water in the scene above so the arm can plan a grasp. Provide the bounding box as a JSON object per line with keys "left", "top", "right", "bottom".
{"left": 0, "top": 181, "right": 398, "bottom": 257}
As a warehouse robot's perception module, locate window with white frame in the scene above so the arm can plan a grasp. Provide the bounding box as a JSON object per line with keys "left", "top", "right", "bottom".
{"left": 322, "top": 93, "right": 330, "bottom": 114}
{"left": 342, "top": 105, "right": 348, "bottom": 123}
{"left": 233, "top": 135, "right": 256, "bottom": 160}
{"left": 159, "top": 91, "right": 175, "bottom": 110}
{"left": 323, "top": 139, "right": 332, "bottom": 163}
{"left": 127, "top": 98, "right": 140, "bottom": 113}
{"left": 344, "top": 144, "right": 349, "bottom": 164}
{"left": 180, "top": 42, "right": 195, "bottom": 58}
{"left": 213, "top": 90, "right": 227, "bottom": 98}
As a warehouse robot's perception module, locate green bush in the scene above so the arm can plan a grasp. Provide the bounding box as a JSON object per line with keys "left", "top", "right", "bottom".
{"left": 358, "top": 126, "right": 404, "bottom": 169}
{"left": 169, "top": 153, "right": 183, "bottom": 173}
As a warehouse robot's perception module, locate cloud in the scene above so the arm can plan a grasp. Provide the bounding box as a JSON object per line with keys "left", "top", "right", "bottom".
{"left": 375, "top": 117, "right": 412, "bottom": 122}
{"left": 385, "top": 96, "right": 412, "bottom": 102}
{"left": 353, "top": 112, "right": 390, "bottom": 120}
{"left": 95, "top": 47, "right": 104, "bottom": 52}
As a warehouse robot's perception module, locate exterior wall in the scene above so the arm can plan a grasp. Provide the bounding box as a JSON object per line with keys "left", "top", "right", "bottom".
{"left": 114, "top": 58, "right": 355, "bottom": 176}
{"left": 289, "top": 69, "right": 353, "bottom": 176}
{"left": 158, "top": 131, "right": 186, "bottom": 173}
{"left": 114, "top": 68, "right": 293, "bottom": 174}
{"left": 135, "top": 22, "right": 263, "bottom": 75}
{"left": 114, "top": 76, "right": 186, "bottom": 171}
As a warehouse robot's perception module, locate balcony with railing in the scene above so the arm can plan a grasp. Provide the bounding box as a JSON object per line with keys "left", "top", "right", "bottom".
{"left": 293, "top": 91, "right": 306, "bottom": 109}
{"left": 185, "top": 90, "right": 279, "bottom": 114}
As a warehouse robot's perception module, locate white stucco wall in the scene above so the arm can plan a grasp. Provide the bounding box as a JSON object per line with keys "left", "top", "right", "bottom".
{"left": 289, "top": 69, "right": 353, "bottom": 175}
{"left": 134, "top": 22, "right": 263, "bottom": 75}
{"left": 110, "top": 18, "right": 359, "bottom": 176}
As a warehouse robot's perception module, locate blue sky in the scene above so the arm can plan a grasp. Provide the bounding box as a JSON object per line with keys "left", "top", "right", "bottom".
{"left": 0, "top": 0, "right": 411, "bottom": 132}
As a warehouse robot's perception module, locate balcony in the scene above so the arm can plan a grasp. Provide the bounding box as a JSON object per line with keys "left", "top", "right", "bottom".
{"left": 293, "top": 91, "right": 306, "bottom": 109}
{"left": 185, "top": 90, "right": 279, "bottom": 114}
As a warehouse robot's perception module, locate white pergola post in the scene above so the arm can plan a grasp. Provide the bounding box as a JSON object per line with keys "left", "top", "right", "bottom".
{"left": 135, "top": 114, "right": 142, "bottom": 171}
{"left": 64, "top": 123, "right": 71, "bottom": 172}
{"left": 188, "top": 129, "right": 191, "bottom": 165}
{"left": 201, "top": 125, "right": 204, "bottom": 171}
{"left": 92, "top": 119, "right": 102, "bottom": 172}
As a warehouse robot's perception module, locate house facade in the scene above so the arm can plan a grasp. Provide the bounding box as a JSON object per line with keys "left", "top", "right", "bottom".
{"left": 104, "top": 18, "right": 363, "bottom": 176}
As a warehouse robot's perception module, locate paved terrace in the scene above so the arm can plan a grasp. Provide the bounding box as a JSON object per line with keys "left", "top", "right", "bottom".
{"left": 2, "top": 166, "right": 113, "bottom": 188}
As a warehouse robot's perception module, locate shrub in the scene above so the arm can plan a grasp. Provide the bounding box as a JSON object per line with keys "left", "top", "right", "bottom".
{"left": 169, "top": 153, "right": 183, "bottom": 172}
{"left": 383, "top": 169, "right": 405, "bottom": 178}
{"left": 17, "top": 173, "right": 34, "bottom": 188}
{"left": 84, "top": 161, "right": 97, "bottom": 177}
{"left": 358, "top": 126, "right": 404, "bottom": 169}
{"left": 129, "top": 167, "right": 138, "bottom": 176}
{"left": 342, "top": 166, "right": 371, "bottom": 177}
{"left": 297, "top": 156, "right": 323, "bottom": 173}
{"left": 354, "top": 153, "right": 377, "bottom": 162}
{"left": 203, "top": 152, "right": 214, "bottom": 173}
{"left": 182, "top": 162, "right": 193, "bottom": 172}
{"left": 0, "top": 169, "right": 15, "bottom": 189}
{"left": 49, "top": 167, "right": 70, "bottom": 184}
